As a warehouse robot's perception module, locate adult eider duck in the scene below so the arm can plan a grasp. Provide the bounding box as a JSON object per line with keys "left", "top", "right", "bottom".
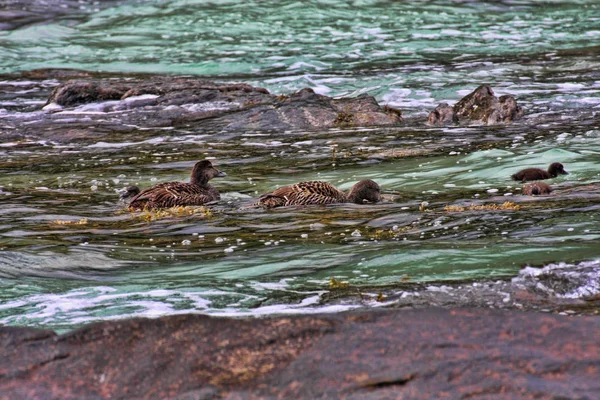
{"left": 257, "top": 179, "right": 381, "bottom": 208}
{"left": 126, "top": 160, "right": 226, "bottom": 210}
{"left": 511, "top": 162, "right": 568, "bottom": 182}
{"left": 522, "top": 182, "right": 552, "bottom": 196}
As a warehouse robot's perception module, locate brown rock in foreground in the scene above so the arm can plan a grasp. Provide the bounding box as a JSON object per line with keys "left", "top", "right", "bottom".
{"left": 1, "top": 308, "right": 599, "bottom": 399}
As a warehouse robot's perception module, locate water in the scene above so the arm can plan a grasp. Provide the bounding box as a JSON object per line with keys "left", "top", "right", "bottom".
{"left": 1, "top": 0, "right": 600, "bottom": 332}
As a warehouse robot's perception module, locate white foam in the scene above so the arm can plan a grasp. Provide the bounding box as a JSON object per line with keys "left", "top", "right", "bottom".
{"left": 512, "top": 260, "right": 600, "bottom": 299}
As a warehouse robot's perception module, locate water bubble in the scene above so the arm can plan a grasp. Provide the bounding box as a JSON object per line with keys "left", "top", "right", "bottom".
{"left": 182, "top": 240, "right": 191, "bottom": 245}
{"left": 300, "top": 234, "right": 308, "bottom": 239}
{"left": 351, "top": 230, "right": 361, "bottom": 237}
{"left": 215, "top": 237, "right": 226, "bottom": 243}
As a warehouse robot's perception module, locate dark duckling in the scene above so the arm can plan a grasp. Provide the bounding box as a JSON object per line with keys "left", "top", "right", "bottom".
{"left": 511, "top": 162, "right": 568, "bottom": 182}
{"left": 127, "top": 160, "right": 226, "bottom": 210}
{"left": 257, "top": 179, "right": 381, "bottom": 208}
{"left": 522, "top": 182, "right": 552, "bottom": 196}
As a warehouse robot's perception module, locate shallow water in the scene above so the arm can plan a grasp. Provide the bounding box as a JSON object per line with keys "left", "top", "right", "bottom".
{"left": 1, "top": 0, "right": 600, "bottom": 332}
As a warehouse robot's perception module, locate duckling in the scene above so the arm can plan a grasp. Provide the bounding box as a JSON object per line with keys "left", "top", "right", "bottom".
{"left": 511, "top": 162, "right": 568, "bottom": 182}
{"left": 522, "top": 182, "right": 552, "bottom": 196}
{"left": 127, "top": 160, "right": 226, "bottom": 210}
{"left": 257, "top": 179, "right": 381, "bottom": 208}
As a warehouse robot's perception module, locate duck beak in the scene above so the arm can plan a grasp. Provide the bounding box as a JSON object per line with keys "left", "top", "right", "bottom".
{"left": 562, "top": 170, "right": 569, "bottom": 175}
{"left": 216, "top": 169, "right": 227, "bottom": 178}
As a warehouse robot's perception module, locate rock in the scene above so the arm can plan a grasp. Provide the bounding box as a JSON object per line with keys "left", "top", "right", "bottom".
{"left": 427, "top": 102, "right": 456, "bottom": 125}
{"left": 428, "top": 85, "right": 523, "bottom": 125}
{"left": 453, "top": 84, "right": 499, "bottom": 122}
{"left": 47, "top": 82, "right": 129, "bottom": 107}
{"left": 207, "top": 88, "right": 402, "bottom": 131}
{"left": 39, "top": 78, "right": 402, "bottom": 134}
{"left": 488, "top": 94, "right": 525, "bottom": 124}
{"left": 0, "top": 309, "right": 598, "bottom": 399}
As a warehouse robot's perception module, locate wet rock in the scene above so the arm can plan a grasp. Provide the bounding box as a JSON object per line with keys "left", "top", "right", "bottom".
{"left": 208, "top": 88, "right": 402, "bottom": 131}
{"left": 453, "top": 84, "right": 499, "bottom": 122}
{"left": 427, "top": 102, "right": 456, "bottom": 125}
{"left": 1, "top": 309, "right": 599, "bottom": 399}
{"left": 429, "top": 84, "right": 523, "bottom": 125}
{"left": 47, "top": 82, "right": 129, "bottom": 107}
{"left": 492, "top": 94, "right": 525, "bottom": 123}
{"left": 38, "top": 77, "right": 401, "bottom": 134}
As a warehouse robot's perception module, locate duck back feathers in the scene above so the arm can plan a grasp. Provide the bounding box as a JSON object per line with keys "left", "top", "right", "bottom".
{"left": 127, "top": 160, "right": 226, "bottom": 210}
{"left": 257, "top": 179, "right": 381, "bottom": 208}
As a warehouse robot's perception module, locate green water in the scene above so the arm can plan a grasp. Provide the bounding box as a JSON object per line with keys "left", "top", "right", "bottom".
{"left": 1, "top": 0, "right": 600, "bottom": 331}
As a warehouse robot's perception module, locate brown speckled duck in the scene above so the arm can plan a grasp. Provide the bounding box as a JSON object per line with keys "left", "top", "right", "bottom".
{"left": 511, "top": 162, "right": 568, "bottom": 182}
{"left": 126, "top": 160, "right": 226, "bottom": 210}
{"left": 522, "top": 182, "right": 552, "bottom": 196}
{"left": 257, "top": 179, "right": 381, "bottom": 208}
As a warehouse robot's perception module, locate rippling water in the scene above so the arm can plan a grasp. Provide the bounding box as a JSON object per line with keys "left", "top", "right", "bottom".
{"left": 1, "top": 0, "right": 599, "bottom": 332}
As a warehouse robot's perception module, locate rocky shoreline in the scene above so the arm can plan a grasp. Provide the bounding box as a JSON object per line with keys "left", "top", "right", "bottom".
{"left": 1, "top": 308, "right": 599, "bottom": 399}
{"left": 2, "top": 69, "right": 599, "bottom": 399}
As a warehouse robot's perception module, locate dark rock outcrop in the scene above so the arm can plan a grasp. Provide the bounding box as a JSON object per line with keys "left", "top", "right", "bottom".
{"left": 42, "top": 78, "right": 402, "bottom": 132}
{"left": 428, "top": 85, "right": 523, "bottom": 125}
{"left": 1, "top": 308, "right": 598, "bottom": 399}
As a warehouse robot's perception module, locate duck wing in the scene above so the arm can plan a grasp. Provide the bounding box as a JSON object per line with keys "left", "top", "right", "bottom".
{"left": 258, "top": 181, "right": 346, "bottom": 208}
{"left": 128, "top": 182, "right": 219, "bottom": 210}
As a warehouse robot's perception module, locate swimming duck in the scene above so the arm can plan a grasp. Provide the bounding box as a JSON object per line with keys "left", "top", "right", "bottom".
{"left": 511, "top": 162, "right": 568, "bottom": 182}
{"left": 126, "top": 160, "right": 226, "bottom": 210}
{"left": 257, "top": 179, "right": 381, "bottom": 208}
{"left": 522, "top": 182, "right": 552, "bottom": 196}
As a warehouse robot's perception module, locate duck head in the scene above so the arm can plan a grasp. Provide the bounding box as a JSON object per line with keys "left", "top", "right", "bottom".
{"left": 191, "top": 160, "right": 227, "bottom": 186}
{"left": 347, "top": 179, "right": 382, "bottom": 204}
{"left": 120, "top": 185, "right": 140, "bottom": 200}
{"left": 548, "top": 162, "right": 568, "bottom": 177}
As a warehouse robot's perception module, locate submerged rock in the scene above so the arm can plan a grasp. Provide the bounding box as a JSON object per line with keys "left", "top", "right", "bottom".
{"left": 428, "top": 84, "right": 523, "bottom": 125}
{"left": 0, "top": 309, "right": 598, "bottom": 399}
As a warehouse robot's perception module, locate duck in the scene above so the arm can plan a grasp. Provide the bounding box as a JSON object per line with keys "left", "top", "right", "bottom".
{"left": 522, "top": 182, "right": 552, "bottom": 196}
{"left": 125, "top": 160, "right": 226, "bottom": 210}
{"left": 257, "top": 179, "right": 381, "bottom": 208}
{"left": 511, "top": 162, "right": 568, "bottom": 182}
